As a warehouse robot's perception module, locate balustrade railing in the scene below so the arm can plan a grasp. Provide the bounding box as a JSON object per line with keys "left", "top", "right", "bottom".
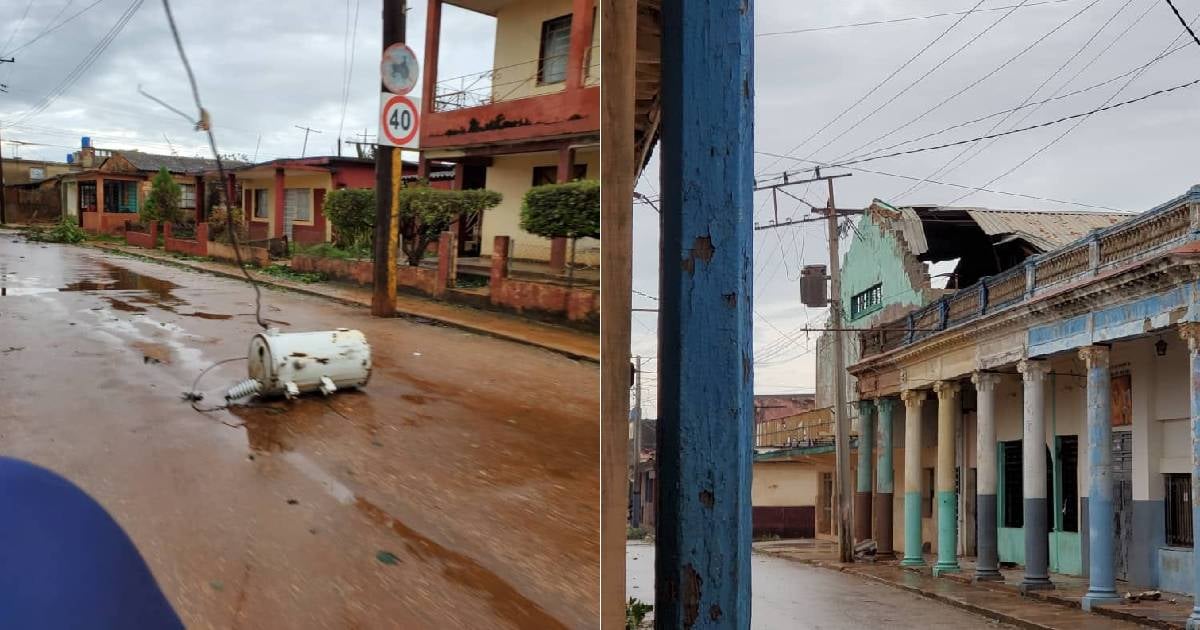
{"left": 858, "top": 188, "right": 1200, "bottom": 359}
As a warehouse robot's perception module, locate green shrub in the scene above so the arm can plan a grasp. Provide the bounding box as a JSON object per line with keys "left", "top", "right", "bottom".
{"left": 520, "top": 179, "right": 599, "bottom": 240}
{"left": 396, "top": 184, "right": 501, "bottom": 266}
{"left": 141, "top": 167, "right": 183, "bottom": 224}
{"left": 626, "top": 598, "right": 653, "bottom": 629}
{"left": 323, "top": 188, "right": 376, "bottom": 252}
{"left": 26, "top": 217, "right": 86, "bottom": 243}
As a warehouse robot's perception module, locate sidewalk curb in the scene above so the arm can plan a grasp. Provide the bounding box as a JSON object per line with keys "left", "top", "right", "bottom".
{"left": 85, "top": 242, "right": 599, "bottom": 363}
{"left": 755, "top": 550, "right": 1053, "bottom": 630}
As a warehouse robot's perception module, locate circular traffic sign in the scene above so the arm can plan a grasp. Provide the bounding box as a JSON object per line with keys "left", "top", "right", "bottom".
{"left": 381, "top": 43, "right": 419, "bottom": 95}
{"left": 381, "top": 94, "right": 419, "bottom": 146}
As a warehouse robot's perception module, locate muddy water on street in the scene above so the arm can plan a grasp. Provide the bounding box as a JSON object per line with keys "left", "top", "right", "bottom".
{"left": 0, "top": 235, "right": 599, "bottom": 629}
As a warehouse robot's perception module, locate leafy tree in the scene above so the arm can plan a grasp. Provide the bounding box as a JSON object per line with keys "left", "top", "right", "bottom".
{"left": 323, "top": 188, "right": 376, "bottom": 254}
{"left": 520, "top": 179, "right": 599, "bottom": 280}
{"left": 140, "top": 167, "right": 183, "bottom": 224}
{"left": 396, "top": 184, "right": 501, "bottom": 266}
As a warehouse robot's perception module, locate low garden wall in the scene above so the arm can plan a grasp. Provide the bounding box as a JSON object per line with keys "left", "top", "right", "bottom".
{"left": 488, "top": 235, "right": 599, "bottom": 329}
{"left": 125, "top": 221, "right": 158, "bottom": 249}
{"left": 163, "top": 223, "right": 209, "bottom": 257}
{"left": 208, "top": 240, "right": 270, "bottom": 267}
{"left": 291, "top": 254, "right": 373, "bottom": 287}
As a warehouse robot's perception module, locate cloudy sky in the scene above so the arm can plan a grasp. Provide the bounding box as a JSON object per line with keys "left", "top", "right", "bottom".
{"left": 0, "top": 0, "right": 495, "bottom": 162}
{"left": 631, "top": 0, "right": 1200, "bottom": 412}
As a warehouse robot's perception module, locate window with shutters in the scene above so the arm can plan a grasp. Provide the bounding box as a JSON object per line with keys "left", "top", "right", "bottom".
{"left": 1166, "top": 473, "right": 1193, "bottom": 547}
{"left": 285, "top": 188, "right": 312, "bottom": 224}
{"left": 537, "top": 15, "right": 572, "bottom": 85}
{"left": 850, "top": 283, "right": 883, "bottom": 320}
{"left": 253, "top": 189, "right": 269, "bottom": 220}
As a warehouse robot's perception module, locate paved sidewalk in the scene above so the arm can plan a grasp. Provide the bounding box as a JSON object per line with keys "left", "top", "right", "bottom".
{"left": 87, "top": 241, "right": 599, "bottom": 362}
{"left": 757, "top": 540, "right": 1172, "bottom": 629}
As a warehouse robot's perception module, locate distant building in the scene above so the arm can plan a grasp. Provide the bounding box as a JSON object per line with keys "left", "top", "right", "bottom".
{"left": 419, "top": 0, "right": 599, "bottom": 266}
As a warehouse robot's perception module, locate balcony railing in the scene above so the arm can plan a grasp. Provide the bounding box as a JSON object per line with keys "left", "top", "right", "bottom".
{"left": 432, "top": 47, "right": 599, "bottom": 113}
{"left": 860, "top": 186, "right": 1200, "bottom": 359}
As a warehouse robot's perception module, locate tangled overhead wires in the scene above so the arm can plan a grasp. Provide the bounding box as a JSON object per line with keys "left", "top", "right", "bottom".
{"left": 158, "top": 0, "right": 267, "bottom": 331}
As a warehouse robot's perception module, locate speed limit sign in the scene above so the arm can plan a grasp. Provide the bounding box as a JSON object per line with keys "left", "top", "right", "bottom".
{"left": 378, "top": 92, "right": 420, "bottom": 148}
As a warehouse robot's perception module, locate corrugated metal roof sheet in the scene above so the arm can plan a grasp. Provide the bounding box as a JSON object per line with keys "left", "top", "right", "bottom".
{"left": 896, "top": 206, "right": 929, "bottom": 255}
{"left": 959, "top": 208, "right": 1132, "bottom": 251}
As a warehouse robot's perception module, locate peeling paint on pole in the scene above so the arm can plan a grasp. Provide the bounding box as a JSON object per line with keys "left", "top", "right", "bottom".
{"left": 656, "top": 0, "right": 754, "bottom": 627}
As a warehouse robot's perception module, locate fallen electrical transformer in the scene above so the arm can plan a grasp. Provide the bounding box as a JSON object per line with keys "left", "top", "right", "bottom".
{"left": 225, "top": 328, "right": 372, "bottom": 401}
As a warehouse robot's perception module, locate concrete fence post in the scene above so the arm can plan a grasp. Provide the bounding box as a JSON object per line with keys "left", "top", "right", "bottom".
{"left": 490, "top": 236, "right": 510, "bottom": 306}
{"left": 196, "top": 223, "right": 209, "bottom": 255}
{"left": 436, "top": 230, "right": 457, "bottom": 297}
{"left": 149, "top": 221, "right": 159, "bottom": 242}
{"left": 163, "top": 222, "right": 172, "bottom": 242}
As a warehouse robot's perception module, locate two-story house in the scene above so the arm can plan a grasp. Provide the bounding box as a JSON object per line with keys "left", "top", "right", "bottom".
{"left": 419, "top": 0, "right": 599, "bottom": 267}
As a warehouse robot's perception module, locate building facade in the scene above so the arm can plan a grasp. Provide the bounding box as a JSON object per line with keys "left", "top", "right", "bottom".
{"left": 420, "top": 0, "right": 599, "bottom": 267}
{"left": 847, "top": 186, "right": 1200, "bottom": 607}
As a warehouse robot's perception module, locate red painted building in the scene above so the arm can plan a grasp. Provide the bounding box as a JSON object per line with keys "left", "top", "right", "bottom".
{"left": 230, "top": 156, "right": 451, "bottom": 246}
{"left": 420, "top": 0, "right": 599, "bottom": 265}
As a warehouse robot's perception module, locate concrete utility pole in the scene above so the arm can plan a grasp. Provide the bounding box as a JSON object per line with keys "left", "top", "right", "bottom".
{"left": 630, "top": 355, "right": 643, "bottom": 528}
{"left": 822, "top": 168, "right": 855, "bottom": 564}
{"left": 755, "top": 167, "right": 854, "bottom": 562}
{"left": 371, "top": 1, "right": 405, "bottom": 317}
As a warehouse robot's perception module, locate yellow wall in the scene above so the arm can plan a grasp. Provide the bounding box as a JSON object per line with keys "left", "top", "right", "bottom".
{"left": 492, "top": 0, "right": 574, "bottom": 101}
{"left": 752, "top": 462, "right": 820, "bottom": 507}
{"left": 482, "top": 148, "right": 598, "bottom": 264}
{"left": 237, "top": 172, "right": 331, "bottom": 238}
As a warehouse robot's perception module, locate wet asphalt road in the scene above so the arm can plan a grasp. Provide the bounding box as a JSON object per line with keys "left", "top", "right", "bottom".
{"left": 0, "top": 235, "right": 598, "bottom": 629}
{"left": 626, "top": 543, "right": 1011, "bottom": 629}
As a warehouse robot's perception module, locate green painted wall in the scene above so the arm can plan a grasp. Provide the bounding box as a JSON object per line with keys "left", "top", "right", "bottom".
{"left": 840, "top": 211, "right": 925, "bottom": 325}
{"left": 1050, "top": 532, "right": 1082, "bottom": 575}
{"left": 998, "top": 527, "right": 1025, "bottom": 564}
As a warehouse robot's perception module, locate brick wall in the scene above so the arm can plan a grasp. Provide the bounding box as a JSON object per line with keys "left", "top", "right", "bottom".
{"left": 488, "top": 235, "right": 599, "bottom": 329}
{"left": 125, "top": 221, "right": 158, "bottom": 249}
{"left": 163, "top": 223, "right": 209, "bottom": 257}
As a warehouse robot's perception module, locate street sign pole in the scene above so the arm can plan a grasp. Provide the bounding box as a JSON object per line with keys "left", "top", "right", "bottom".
{"left": 371, "top": 1, "right": 407, "bottom": 317}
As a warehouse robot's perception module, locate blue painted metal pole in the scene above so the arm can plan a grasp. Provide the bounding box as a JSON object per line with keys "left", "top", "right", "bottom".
{"left": 1182, "top": 324, "right": 1200, "bottom": 630}
{"left": 1080, "top": 345, "right": 1119, "bottom": 610}
{"left": 656, "top": 0, "right": 754, "bottom": 627}
{"left": 901, "top": 389, "right": 927, "bottom": 567}
{"left": 856, "top": 400, "right": 875, "bottom": 543}
{"left": 875, "top": 398, "right": 896, "bottom": 558}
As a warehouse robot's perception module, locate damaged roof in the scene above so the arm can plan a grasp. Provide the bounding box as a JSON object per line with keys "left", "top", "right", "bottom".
{"left": 119, "top": 151, "right": 246, "bottom": 174}
{"left": 884, "top": 203, "right": 1133, "bottom": 257}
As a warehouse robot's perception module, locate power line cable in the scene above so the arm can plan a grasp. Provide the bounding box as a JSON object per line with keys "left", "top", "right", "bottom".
{"left": 895, "top": 0, "right": 1145, "bottom": 201}
{"left": 828, "top": 0, "right": 1104, "bottom": 166}
{"left": 159, "top": 0, "right": 266, "bottom": 331}
{"left": 755, "top": 150, "right": 1125, "bottom": 211}
{"left": 785, "top": 0, "right": 1034, "bottom": 175}
{"left": 754, "top": 0, "right": 989, "bottom": 178}
{"left": 756, "top": 0, "right": 1076, "bottom": 37}
{"left": 1163, "top": 0, "right": 1200, "bottom": 48}
{"left": 5, "top": 0, "right": 143, "bottom": 127}
{"left": 0, "top": 0, "right": 36, "bottom": 60}
{"left": 946, "top": 11, "right": 1200, "bottom": 204}
{"left": 337, "top": 0, "right": 362, "bottom": 147}
{"left": 2, "top": 0, "right": 106, "bottom": 57}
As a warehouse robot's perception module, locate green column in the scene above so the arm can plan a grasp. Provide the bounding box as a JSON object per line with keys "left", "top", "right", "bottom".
{"left": 855, "top": 400, "right": 875, "bottom": 543}
{"left": 933, "top": 380, "right": 961, "bottom": 576}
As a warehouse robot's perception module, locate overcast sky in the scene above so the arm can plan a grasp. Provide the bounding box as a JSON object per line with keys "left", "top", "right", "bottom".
{"left": 631, "top": 0, "right": 1200, "bottom": 413}
{"left": 0, "top": 0, "right": 495, "bottom": 162}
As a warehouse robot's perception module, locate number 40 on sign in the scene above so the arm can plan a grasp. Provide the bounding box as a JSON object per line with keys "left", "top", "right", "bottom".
{"left": 378, "top": 92, "right": 420, "bottom": 149}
